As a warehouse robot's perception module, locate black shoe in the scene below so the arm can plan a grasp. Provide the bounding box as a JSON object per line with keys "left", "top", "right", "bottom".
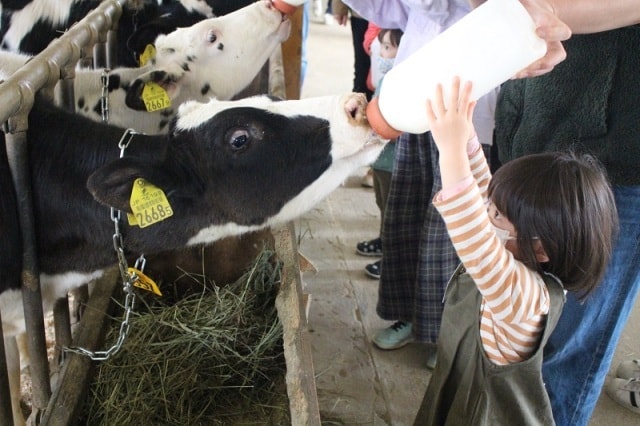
{"left": 356, "top": 238, "right": 382, "bottom": 257}
{"left": 365, "top": 260, "right": 381, "bottom": 279}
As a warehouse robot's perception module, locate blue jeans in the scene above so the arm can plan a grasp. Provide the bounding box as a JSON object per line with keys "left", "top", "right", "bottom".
{"left": 542, "top": 185, "right": 640, "bottom": 426}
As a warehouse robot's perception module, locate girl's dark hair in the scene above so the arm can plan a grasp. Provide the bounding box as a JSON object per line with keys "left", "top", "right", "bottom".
{"left": 488, "top": 151, "right": 618, "bottom": 300}
{"left": 377, "top": 28, "right": 403, "bottom": 47}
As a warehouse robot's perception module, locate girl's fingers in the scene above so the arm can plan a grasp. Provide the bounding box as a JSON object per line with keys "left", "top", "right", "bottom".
{"left": 459, "top": 80, "right": 472, "bottom": 107}
{"left": 433, "top": 82, "right": 445, "bottom": 115}
{"left": 467, "top": 100, "right": 477, "bottom": 122}
{"left": 425, "top": 99, "right": 437, "bottom": 124}
{"left": 449, "top": 76, "right": 461, "bottom": 111}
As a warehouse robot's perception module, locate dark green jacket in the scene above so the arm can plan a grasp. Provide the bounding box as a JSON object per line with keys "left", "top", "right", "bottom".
{"left": 495, "top": 25, "right": 640, "bottom": 186}
{"left": 414, "top": 266, "right": 565, "bottom": 425}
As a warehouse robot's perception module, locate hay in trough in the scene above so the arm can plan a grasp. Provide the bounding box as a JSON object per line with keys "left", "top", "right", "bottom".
{"left": 81, "top": 248, "right": 290, "bottom": 425}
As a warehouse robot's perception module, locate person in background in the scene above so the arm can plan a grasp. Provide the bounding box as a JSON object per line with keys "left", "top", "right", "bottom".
{"left": 332, "top": 0, "right": 373, "bottom": 101}
{"left": 355, "top": 28, "right": 404, "bottom": 280}
{"left": 414, "top": 76, "right": 616, "bottom": 425}
{"left": 343, "top": 0, "right": 498, "bottom": 367}
{"left": 358, "top": 22, "right": 381, "bottom": 189}
{"left": 490, "top": 1, "right": 640, "bottom": 423}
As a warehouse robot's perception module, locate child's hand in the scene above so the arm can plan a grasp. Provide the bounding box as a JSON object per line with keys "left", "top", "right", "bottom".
{"left": 425, "top": 77, "right": 476, "bottom": 156}
{"left": 426, "top": 77, "right": 477, "bottom": 188}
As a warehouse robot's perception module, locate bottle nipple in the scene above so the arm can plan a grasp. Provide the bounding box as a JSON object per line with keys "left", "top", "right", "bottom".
{"left": 366, "top": 97, "right": 402, "bottom": 140}
{"left": 272, "top": 0, "right": 305, "bottom": 15}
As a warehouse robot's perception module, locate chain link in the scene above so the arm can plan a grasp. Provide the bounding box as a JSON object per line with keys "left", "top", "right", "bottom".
{"left": 64, "top": 129, "right": 143, "bottom": 361}
{"left": 100, "top": 68, "right": 110, "bottom": 123}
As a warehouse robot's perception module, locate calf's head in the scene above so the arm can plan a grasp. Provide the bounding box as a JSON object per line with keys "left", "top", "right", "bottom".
{"left": 126, "top": 0, "right": 291, "bottom": 109}
{"left": 88, "top": 93, "right": 385, "bottom": 247}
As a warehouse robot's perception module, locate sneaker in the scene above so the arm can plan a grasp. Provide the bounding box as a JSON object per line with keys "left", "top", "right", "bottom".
{"left": 356, "top": 237, "right": 382, "bottom": 257}
{"left": 365, "top": 260, "right": 381, "bottom": 279}
{"left": 426, "top": 349, "right": 437, "bottom": 370}
{"left": 373, "top": 321, "right": 414, "bottom": 350}
{"left": 605, "top": 378, "right": 640, "bottom": 414}
{"left": 617, "top": 359, "right": 640, "bottom": 380}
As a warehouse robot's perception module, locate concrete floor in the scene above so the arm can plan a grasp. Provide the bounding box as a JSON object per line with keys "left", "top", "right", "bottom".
{"left": 297, "top": 19, "right": 640, "bottom": 426}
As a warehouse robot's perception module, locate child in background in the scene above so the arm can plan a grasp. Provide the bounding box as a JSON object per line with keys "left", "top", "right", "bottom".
{"left": 413, "top": 78, "right": 618, "bottom": 425}
{"left": 356, "top": 28, "right": 403, "bottom": 279}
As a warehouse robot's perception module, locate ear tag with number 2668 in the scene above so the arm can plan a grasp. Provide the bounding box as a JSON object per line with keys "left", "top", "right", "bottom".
{"left": 127, "top": 178, "right": 173, "bottom": 228}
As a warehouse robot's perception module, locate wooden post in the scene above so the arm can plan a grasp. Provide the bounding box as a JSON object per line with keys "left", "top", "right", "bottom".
{"left": 281, "top": 7, "right": 304, "bottom": 100}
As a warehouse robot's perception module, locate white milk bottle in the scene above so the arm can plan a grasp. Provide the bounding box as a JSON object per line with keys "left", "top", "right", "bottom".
{"left": 272, "top": 0, "right": 307, "bottom": 15}
{"left": 366, "top": 0, "right": 547, "bottom": 139}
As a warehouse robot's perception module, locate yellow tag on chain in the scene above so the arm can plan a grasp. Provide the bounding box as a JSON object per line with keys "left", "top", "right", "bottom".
{"left": 139, "top": 44, "right": 156, "bottom": 67}
{"left": 128, "top": 267, "right": 163, "bottom": 296}
{"left": 128, "top": 178, "right": 173, "bottom": 228}
{"left": 141, "top": 82, "right": 171, "bottom": 112}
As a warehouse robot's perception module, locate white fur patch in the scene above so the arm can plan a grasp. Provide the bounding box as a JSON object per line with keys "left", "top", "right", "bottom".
{"left": 3, "top": 0, "right": 76, "bottom": 50}
{"left": 0, "top": 269, "right": 105, "bottom": 337}
{"left": 178, "top": 0, "right": 214, "bottom": 17}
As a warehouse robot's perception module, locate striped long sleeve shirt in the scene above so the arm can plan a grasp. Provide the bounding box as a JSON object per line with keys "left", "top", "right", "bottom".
{"left": 433, "top": 140, "right": 550, "bottom": 365}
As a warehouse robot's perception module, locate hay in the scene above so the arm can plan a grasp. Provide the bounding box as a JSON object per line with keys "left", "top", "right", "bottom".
{"left": 81, "top": 248, "right": 290, "bottom": 425}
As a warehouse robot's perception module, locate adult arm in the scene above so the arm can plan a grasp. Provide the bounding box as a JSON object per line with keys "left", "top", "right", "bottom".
{"left": 471, "top": 0, "right": 640, "bottom": 77}
{"left": 546, "top": 0, "right": 640, "bottom": 34}
{"left": 469, "top": 0, "right": 640, "bottom": 33}
{"left": 343, "top": 0, "right": 410, "bottom": 29}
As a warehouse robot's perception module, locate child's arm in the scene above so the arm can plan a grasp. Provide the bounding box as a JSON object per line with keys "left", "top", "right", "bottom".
{"left": 427, "top": 78, "right": 550, "bottom": 365}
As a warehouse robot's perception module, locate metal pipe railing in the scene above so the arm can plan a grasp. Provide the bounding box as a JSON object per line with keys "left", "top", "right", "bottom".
{"left": 0, "top": 1, "right": 127, "bottom": 423}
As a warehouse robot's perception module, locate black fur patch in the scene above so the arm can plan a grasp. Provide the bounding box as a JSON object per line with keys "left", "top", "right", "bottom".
{"left": 106, "top": 74, "right": 121, "bottom": 92}
{"left": 201, "top": 83, "right": 210, "bottom": 96}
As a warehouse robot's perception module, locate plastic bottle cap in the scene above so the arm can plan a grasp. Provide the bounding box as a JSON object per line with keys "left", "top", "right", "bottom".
{"left": 272, "top": 0, "right": 299, "bottom": 15}
{"left": 366, "top": 97, "right": 402, "bottom": 140}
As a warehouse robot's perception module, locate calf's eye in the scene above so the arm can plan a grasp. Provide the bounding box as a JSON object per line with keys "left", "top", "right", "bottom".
{"left": 207, "top": 31, "right": 217, "bottom": 43}
{"left": 229, "top": 129, "right": 250, "bottom": 151}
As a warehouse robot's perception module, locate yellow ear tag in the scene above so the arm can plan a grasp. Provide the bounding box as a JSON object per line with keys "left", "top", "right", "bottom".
{"left": 128, "top": 178, "right": 174, "bottom": 228}
{"left": 142, "top": 82, "right": 171, "bottom": 112}
{"left": 128, "top": 267, "right": 162, "bottom": 296}
{"left": 139, "top": 44, "right": 156, "bottom": 67}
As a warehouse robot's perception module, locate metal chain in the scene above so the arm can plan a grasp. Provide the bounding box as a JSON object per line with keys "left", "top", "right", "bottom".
{"left": 100, "top": 68, "right": 110, "bottom": 123}
{"left": 64, "top": 129, "right": 143, "bottom": 361}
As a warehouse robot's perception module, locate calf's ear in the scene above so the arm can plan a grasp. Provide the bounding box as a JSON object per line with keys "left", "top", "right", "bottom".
{"left": 87, "top": 158, "right": 169, "bottom": 212}
{"left": 125, "top": 64, "right": 184, "bottom": 110}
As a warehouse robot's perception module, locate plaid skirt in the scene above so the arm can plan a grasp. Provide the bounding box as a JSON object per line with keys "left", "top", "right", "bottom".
{"left": 377, "top": 132, "right": 459, "bottom": 343}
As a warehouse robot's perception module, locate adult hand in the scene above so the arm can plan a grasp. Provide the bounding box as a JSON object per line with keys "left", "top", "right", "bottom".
{"left": 515, "top": 0, "right": 572, "bottom": 78}
{"left": 333, "top": 13, "right": 348, "bottom": 26}
{"left": 469, "top": 0, "right": 571, "bottom": 78}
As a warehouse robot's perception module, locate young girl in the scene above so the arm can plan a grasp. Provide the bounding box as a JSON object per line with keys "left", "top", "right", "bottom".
{"left": 413, "top": 78, "right": 618, "bottom": 425}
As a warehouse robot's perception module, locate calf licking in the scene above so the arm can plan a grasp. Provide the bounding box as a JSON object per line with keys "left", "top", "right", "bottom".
{"left": 0, "top": 0, "right": 256, "bottom": 66}
{"left": 0, "top": 92, "right": 385, "bottom": 424}
{"left": 0, "top": 0, "right": 291, "bottom": 134}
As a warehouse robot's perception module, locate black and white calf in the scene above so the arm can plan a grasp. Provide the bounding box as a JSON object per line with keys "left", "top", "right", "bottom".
{"left": 0, "top": 0, "right": 290, "bottom": 134}
{"left": 0, "top": 92, "right": 384, "bottom": 424}
{"left": 0, "top": 0, "right": 256, "bottom": 66}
